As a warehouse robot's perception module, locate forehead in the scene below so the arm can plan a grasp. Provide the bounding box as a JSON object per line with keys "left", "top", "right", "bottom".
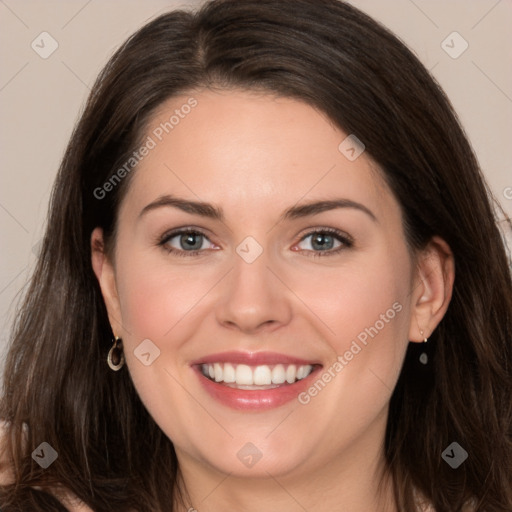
{"left": 120, "top": 89, "right": 396, "bottom": 224}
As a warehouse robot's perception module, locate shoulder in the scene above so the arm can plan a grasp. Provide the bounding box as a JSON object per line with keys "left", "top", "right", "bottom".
{"left": 414, "top": 487, "right": 478, "bottom": 512}
{"left": 0, "top": 420, "right": 93, "bottom": 512}
{"left": 413, "top": 486, "right": 434, "bottom": 511}
{"left": 52, "top": 491, "right": 95, "bottom": 512}
{"left": 0, "top": 419, "right": 13, "bottom": 485}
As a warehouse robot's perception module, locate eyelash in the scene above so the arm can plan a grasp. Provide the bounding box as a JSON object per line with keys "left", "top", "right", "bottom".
{"left": 157, "top": 227, "right": 354, "bottom": 258}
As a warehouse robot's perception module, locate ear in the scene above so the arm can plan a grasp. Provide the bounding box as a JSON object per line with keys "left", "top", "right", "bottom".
{"left": 408, "top": 236, "right": 455, "bottom": 343}
{"left": 91, "top": 227, "right": 123, "bottom": 336}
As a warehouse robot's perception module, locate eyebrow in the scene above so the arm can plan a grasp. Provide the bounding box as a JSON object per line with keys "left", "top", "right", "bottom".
{"left": 138, "top": 194, "right": 377, "bottom": 223}
{"left": 139, "top": 194, "right": 223, "bottom": 220}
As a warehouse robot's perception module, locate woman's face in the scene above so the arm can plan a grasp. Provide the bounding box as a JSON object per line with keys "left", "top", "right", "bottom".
{"left": 93, "top": 89, "right": 442, "bottom": 482}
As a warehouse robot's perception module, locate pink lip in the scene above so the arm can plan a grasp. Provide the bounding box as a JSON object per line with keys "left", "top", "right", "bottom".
{"left": 190, "top": 351, "right": 320, "bottom": 366}
{"left": 190, "top": 351, "right": 323, "bottom": 411}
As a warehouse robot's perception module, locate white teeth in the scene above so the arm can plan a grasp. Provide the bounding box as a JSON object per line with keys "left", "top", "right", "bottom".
{"left": 236, "top": 364, "right": 253, "bottom": 385}
{"left": 223, "top": 363, "right": 236, "bottom": 383}
{"left": 271, "top": 364, "right": 286, "bottom": 384}
{"left": 253, "top": 365, "right": 272, "bottom": 385}
{"left": 286, "top": 364, "right": 297, "bottom": 384}
{"left": 201, "top": 362, "right": 314, "bottom": 386}
{"left": 214, "top": 363, "right": 223, "bottom": 382}
{"left": 297, "top": 365, "right": 308, "bottom": 380}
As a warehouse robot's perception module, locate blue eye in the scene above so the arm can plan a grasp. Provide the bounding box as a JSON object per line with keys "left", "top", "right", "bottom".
{"left": 159, "top": 229, "right": 213, "bottom": 257}
{"left": 296, "top": 229, "right": 353, "bottom": 257}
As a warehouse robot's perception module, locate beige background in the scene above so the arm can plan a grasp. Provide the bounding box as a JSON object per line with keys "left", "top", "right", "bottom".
{"left": 1, "top": 0, "right": 511, "bottom": 374}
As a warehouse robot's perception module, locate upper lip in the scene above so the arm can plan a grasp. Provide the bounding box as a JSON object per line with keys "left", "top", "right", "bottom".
{"left": 191, "top": 351, "right": 322, "bottom": 366}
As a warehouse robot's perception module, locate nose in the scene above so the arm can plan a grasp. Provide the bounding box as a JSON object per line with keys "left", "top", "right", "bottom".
{"left": 214, "top": 248, "right": 293, "bottom": 334}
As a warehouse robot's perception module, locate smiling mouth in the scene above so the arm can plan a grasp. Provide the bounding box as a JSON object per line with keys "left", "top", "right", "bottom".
{"left": 200, "top": 362, "right": 316, "bottom": 389}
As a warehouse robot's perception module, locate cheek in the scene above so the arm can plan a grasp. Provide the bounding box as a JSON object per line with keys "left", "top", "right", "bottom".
{"left": 329, "top": 266, "right": 408, "bottom": 357}
{"left": 113, "top": 250, "right": 223, "bottom": 403}
{"left": 291, "top": 248, "right": 411, "bottom": 354}
{"left": 115, "top": 252, "right": 212, "bottom": 339}
{"left": 112, "top": 253, "right": 215, "bottom": 443}
{"left": 292, "top": 247, "right": 412, "bottom": 410}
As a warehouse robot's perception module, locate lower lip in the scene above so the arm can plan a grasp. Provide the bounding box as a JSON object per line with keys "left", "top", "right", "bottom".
{"left": 193, "top": 366, "right": 322, "bottom": 411}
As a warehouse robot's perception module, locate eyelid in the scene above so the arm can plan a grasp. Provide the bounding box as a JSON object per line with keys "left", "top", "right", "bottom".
{"left": 158, "top": 226, "right": 213, "bottom": 244}
{"left": 297, "top": 226, "right": 354, "bottom": 245}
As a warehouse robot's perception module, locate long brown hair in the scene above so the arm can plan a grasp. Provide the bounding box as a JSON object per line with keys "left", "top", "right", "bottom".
{"left": 1, "top": 0, "right": 511, "bottom": 510}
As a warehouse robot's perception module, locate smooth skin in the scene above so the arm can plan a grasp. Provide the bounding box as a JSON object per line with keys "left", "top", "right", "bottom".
{"left": 91, "top": 89, "right": 454, "bottom": 512}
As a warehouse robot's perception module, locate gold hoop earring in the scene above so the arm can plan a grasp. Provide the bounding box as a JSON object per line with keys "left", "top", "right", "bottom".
{"left": 107, "top": 336, "right": 125, "bottom": 371}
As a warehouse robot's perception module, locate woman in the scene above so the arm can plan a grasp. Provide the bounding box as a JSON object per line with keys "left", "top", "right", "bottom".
{"left": 1, "top": 0, "right": 511, "bottom": 510}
